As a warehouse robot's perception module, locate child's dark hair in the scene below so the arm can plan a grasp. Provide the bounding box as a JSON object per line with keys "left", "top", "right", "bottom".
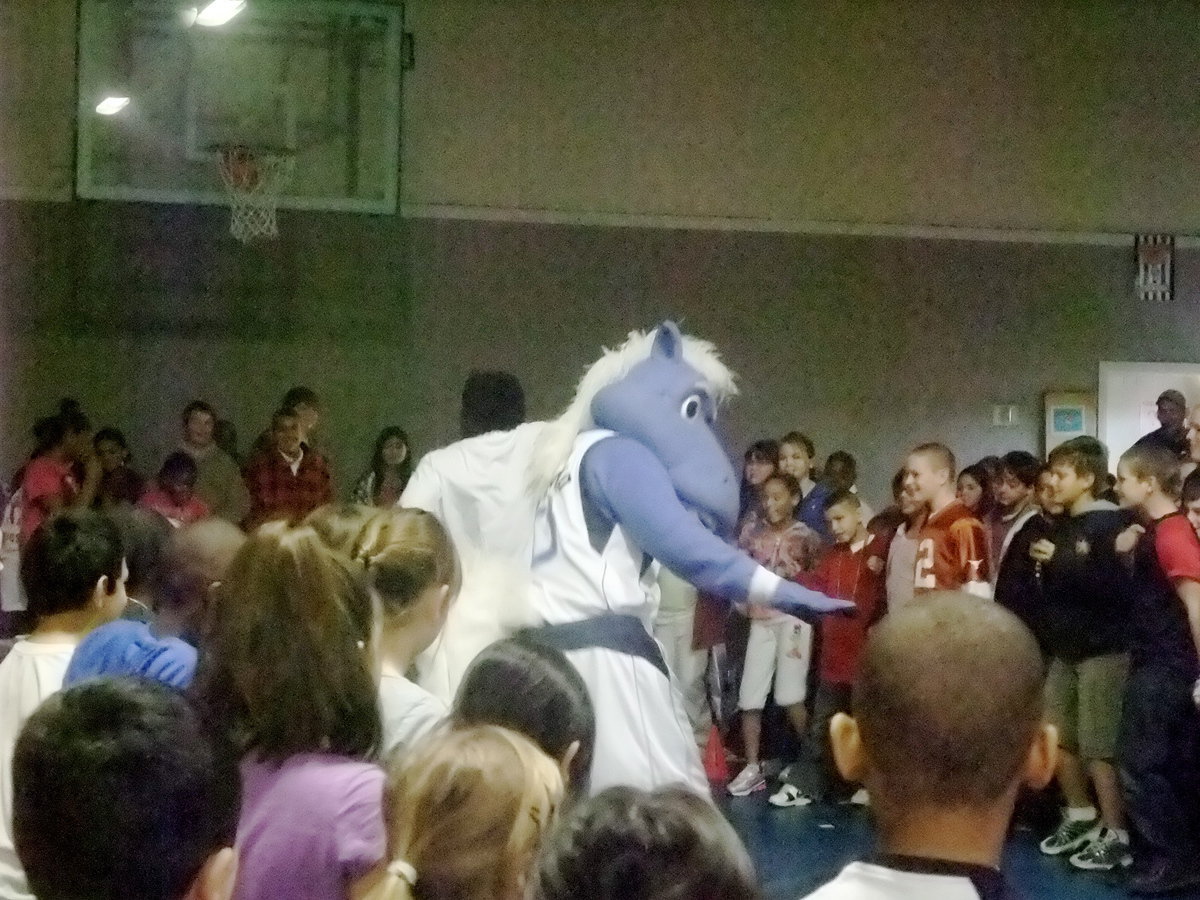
{"left": 369, "top": 426, "right": 414, "bottom": 500}
{"left": 959, "top": 463, "right": 996, "bottom": 516}
{"left": 105, "top": 507, "right": 173, "bottom": 599}
{"left": 192, "top": 524, "right": 381, "bottom": 761}
{"left": 743, "top": 439, "right": 779, "bottom": 466}
{"left": 93, "top": 427, "right": 129, "bottom": 453}
{"left": 30, "top": 400, "right": 91, "bottom": 457}
{"left": 1047, "top": 436, "right": 1108, "bottom": 494}
{"left": 353, "top": 508, "right": 460, "bottom": 620}
{"left": 13, "top": 678, "right": 240, "bottom": 900}
{"left": 454, "top": 635, "right": 596, "bottom": 798}
{"left": 999, "top": 450, "right": 1041, "bottom": 488}
{"left": 20, "top": 510, "right": 124, "bottom": 620}
{"left": 1183, "top": 469, "right": 1200, "bottom": 505}
{"left": 763, "top": 471, "right": 802, "bottom": 497}
{"left": 158, "top": 451, "right": 199, "bottom": 486}
{"left": 824, "top": 488, "right": 862, "bottom": 512}
{"left": 779, "top": 431, "right": 815, "bottom": 460}
{"left": 181, "top": 400, "right": 216, "bottom": 425}
{"left": 1120, "top": 443, "right": 1182, "bottom": 498}
{"left": 281, "top": 385, "right": 319, "bottom": 412}
{"left": 461, "top": 371, "right": 525, "bottom": 437}
{"left": 531, "top": 786, "right": 760, "bottom": 900}
{"left": 824, "top": 450, "right": 858, "bottom": 489}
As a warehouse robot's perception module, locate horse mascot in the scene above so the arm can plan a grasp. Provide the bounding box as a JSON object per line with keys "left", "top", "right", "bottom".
{"left": 402, "top": 322, "right": 849, "bottom": 794}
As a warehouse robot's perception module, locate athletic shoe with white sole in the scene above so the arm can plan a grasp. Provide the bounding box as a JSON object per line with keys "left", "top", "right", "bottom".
{"left": 1039, "top": 817, "right": 1101, "bottom": 856}
{"left": 1069, "top": 828, "right": 1131, "bottom": 872}
{"left": 727, "top": 763, "right": 766, "bottom": 796}
{"left": 768, "top": 783, "right": 813, "bottom": 807}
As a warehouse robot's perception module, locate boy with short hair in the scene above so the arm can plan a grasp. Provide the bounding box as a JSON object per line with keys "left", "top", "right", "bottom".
{"left": 13, "top": 678, "right": 240, "bottom": 900}
{"left": 728, "top": 472, "right": 822, "bottom": 797}
{"left": 988, "top": 450, "right": 1041, "bottom": 575}
{"left": 0, "top": 510, "right": 128, "bottom": 899}
{"left": 242, "top": 408, "right": 334, "bottom": 530}
{"left": 902, "top": 443, "right": 990, "bottom": 595}
{"left": 1114, "top": 443, "right": 1200, "bottom": 894}
{"left": 1033, "top": 436, "right": 1136, "bottom": 871}
{"left": 771, "top": 491, "right": 885, "bottom": 807}
{"left": 803, "top": 593, "right": 1057, "bottom": 899}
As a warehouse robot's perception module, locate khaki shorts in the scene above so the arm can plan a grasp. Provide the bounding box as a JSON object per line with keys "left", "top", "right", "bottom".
{"left": 1045, "top": 653, "right": 1129, "bottom": 761}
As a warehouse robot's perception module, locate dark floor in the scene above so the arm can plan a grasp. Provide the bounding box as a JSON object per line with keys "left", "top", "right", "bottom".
{"left": 723, "top": 792, "right": 1200, "bottom": 900}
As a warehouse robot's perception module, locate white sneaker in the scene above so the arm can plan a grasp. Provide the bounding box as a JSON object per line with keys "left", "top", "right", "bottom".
{"left": 727, "top": 763, "right": 766, "bottom": 796}
{"left": 769, "top": 783, "right": 813, "bottom": 807}
{"left": 849, "top": 788, "right": 870, "bottom": 806}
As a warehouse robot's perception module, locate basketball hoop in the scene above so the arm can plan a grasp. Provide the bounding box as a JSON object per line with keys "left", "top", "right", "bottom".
{"left": 216, "top": 144, "right": 295, "bottom": 243}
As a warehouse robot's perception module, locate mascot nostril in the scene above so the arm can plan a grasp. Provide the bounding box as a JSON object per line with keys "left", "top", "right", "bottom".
{"left": 402, "top": 321, "right": 852, "bottom": 797}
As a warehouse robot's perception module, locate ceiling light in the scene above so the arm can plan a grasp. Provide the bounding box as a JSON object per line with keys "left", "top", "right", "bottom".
{"left": 95, "top": 96, "right": 130, "bottom": 116}
{"left": 195, "top": 0, "right": 245, "bottom": 27}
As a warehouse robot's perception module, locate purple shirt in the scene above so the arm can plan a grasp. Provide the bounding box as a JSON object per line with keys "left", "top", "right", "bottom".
{"left": 235, "top": 754, "right": 386, "bottom": 900}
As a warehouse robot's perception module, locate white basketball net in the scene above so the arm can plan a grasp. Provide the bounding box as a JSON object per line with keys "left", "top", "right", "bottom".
{"left": 217, "top": 148, "right": 295, "bottom": 243}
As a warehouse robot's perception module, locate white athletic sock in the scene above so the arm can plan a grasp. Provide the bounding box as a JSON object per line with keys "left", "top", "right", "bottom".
{"left": 1066, "top": 806, "right": 1098, "bottom": 822}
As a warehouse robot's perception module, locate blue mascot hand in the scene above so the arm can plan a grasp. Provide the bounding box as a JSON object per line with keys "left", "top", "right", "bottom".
{"left": 770, "top": 581, "right": 856, "bottom": 621}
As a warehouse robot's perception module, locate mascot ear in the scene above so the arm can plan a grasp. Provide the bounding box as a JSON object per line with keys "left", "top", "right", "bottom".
{"left": 651, "top": 321, "right": 684, "bottom": 361}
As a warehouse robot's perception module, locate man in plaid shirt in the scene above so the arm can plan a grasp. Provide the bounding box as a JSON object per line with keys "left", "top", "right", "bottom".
{"left": 242, "top": 408, "right": 333, "bottom": 530}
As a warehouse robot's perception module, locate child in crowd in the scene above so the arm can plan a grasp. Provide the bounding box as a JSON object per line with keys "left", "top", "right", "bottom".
{"left": 994, "top": 464, "right": 1061, "bottom": 657}
{"left": 728, "top": 472, "right": 822, "bottom": 796}
{"left": 140, "top": 452, "right": 210, "bottom": 527}
{"left": 779, "top": 431, "right": 831, "bottom": 538}
{"left": 804, "top": 593, "right": 1056, "bottom": 900}
{"left": 1114, "top": 444, "right": 1200, "bottom": 894}
{"left": 1033, "top": 436, "right": 1136, "bottom": 872}
{"left": 824, "top": 451, "right": 874, "bottom": 521}
{"left": 531, "top": 786, "right": 760, "bottom": 900}
{"left": 453, "top": 635, "right": 596, "bottom": 800}
{"left": 19, "top": 401, "right": 101, "bottom": 544}
{"left": 374, "top": 725, "right": 564, "bottom": 900}
{"left": 771, "top": 491, "right": 885, "bottom": 807}
{"left": 736, "top": 439, "right": 779, "bottom": 539}
{"left": 12, "top": 678, "right": 240, "bottom": 900}
{"left": 903, "top": 443, "right": 990, "bottom": 595}
{"left": 179, "top": 401, "right": 249, "bottom": 524}
{"left": 956, "top": 462, "right": 995, "bottom": 521}
{"left": 354, "top": 508, "right": 458, "bottom": 755}
{"left": 353, "top": 427, "right": 413, "bottom": 508}
{"left": 243, "top": 408, "right": 335, "bottom": 530}
{"left": 884, "top": 480, "right": 926, "bottom": 613}
{"left": 65, "top": 517, "right": 246, "bottom": 689}
{"left": 987, "top": 450, "right": 1040, "bottom": 576}
{"left": 93, "top": 427, "right": 145, "bottom": 507}
{"left": 0, "top": 510, "right": 127, "bottom": 898}
{"left": 1182, "top": 469, "right": 1200, "bottom": 539}
{"left": 192, "top": 524, "right": 385, "bottom": 900}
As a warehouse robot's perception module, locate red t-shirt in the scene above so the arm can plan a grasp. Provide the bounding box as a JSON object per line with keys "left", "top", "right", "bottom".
{"left": 20, "top": 456, "right": 78, "bottom": 543}
{"left": 914, "top": 499, "right": 989, "bottom": 592}
{"left": 1154, "top": 513, "right": 1200, "bottom": 582}
{"left": 1130, "top": 511, "right": 1200, "bottom": 672}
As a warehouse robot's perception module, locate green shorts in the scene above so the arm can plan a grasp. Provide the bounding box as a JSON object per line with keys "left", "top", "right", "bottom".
{"left": 1045, "top": 653, "right": 1128, "bottom": 761}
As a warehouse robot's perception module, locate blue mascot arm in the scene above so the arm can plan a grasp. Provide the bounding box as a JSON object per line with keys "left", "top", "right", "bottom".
{"left": 580, "top": 438, "right": 852, "bottom": 619}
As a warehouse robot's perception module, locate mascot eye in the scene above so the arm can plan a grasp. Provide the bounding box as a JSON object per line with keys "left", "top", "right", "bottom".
{"left": 680, "top": 395, "right": 702, "bottom": 420}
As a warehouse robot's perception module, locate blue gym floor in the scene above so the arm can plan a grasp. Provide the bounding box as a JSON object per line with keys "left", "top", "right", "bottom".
{"left": 723, "top": 793, "right": 1200, "bottom": 900}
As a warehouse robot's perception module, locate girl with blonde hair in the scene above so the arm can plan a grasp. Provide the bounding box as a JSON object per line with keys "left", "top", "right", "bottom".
{"left": 375, "top": 725, "right": 564, "bottom": 900}
{"left": 354, "top": 508, "right": 460, "bottom": 755}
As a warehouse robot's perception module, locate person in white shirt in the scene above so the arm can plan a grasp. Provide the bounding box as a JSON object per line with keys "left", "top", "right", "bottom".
{"left": 0, "top": 510, "right": 128, "bottom": 900}
{"left": 354, "top": 508, "right": 457, "bottom": 755}
{"left": 803, "top": 592, "right": 1056, "bottom": 900}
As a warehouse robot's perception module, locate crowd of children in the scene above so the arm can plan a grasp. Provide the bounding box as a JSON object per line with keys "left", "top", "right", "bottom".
{"left": 0, "top": 383, "right": 1198, "bottom": 899}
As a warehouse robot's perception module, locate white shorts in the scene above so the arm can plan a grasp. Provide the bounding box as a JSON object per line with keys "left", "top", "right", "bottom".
{"left": 738, "top": 618, "right": 813, "bottom": 710}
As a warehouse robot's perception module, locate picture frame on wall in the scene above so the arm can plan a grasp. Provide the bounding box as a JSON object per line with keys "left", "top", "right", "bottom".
{"left": 1044, "top": 391, "right": 1097, "bottom": 454}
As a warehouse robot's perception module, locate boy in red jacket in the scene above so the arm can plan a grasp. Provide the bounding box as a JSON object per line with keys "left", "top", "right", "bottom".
{"left": 770, "top": 490, "right": 886, "bottom": 807}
